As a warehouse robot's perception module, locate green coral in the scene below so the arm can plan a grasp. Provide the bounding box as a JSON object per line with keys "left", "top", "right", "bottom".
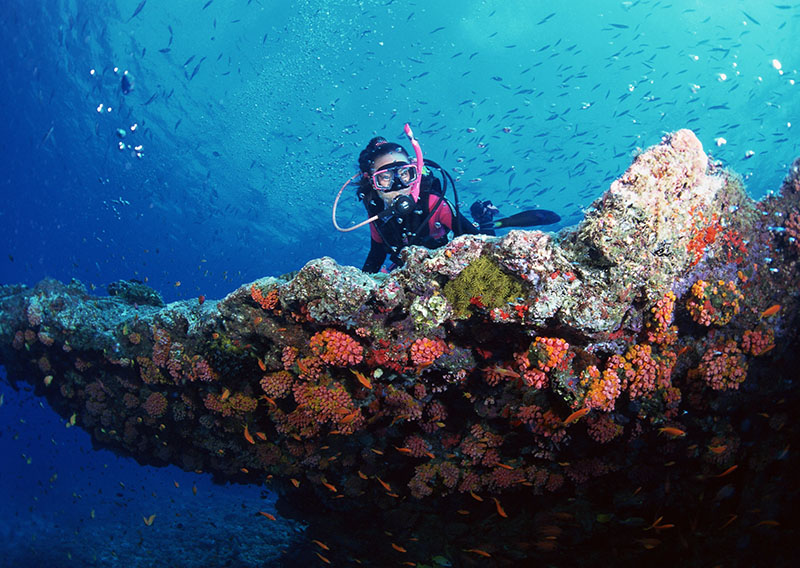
{"left": 410, "top": 293, "right": 452, "bottom": 332}
{"left": 442, "top": 256, "right": 524, "bottom": 319}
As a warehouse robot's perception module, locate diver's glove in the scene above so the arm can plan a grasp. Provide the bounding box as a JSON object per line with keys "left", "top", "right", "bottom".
{"left": 470, "top": 200, "right": 499, "bottom": 226}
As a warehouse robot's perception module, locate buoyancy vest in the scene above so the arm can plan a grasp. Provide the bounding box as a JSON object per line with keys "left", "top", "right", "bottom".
{"left": 363, "top": 175, "right": 454, "bottom": 265}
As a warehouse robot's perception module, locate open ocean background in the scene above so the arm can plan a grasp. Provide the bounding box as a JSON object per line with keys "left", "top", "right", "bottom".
{"left": 1, "top": 1, "right": 797, "bottom": 566}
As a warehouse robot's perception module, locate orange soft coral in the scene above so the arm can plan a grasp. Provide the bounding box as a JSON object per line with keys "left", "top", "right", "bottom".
{"left": 697, "top": 339, "right": 748, "bottom": 390}
{"left": 686, "top": 279, "right": 743, "bottom": 326}
{"left": 645, "top": 291, "right": 678, "bottom": 345}
{"left": 409, "top": 337, "right": 447, "bottom": 367}
{"left": 251, "top": 284, "right": 279, "bottom": 310}
{"left": 528, "top": 337, "right": 573, "bottom": 372}
{"left": 309, "top": 329, "right": 363, "bottom": 366}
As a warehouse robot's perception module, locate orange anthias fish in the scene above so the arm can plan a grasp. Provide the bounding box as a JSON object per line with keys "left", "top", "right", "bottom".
{"left": 714, "top": 464, "right": 738, "bottom": 478}
{"left": 258, "top": 511, "right": 276, "bottom": 521}
{"left": 340, "top": 409, "right": 361, "bottom": 424}
{"left": 391, "top": 543, "right": 407, "bottom": 553}
{"left": 493, "top": 497, "right": 508, "bottom": 518}
{"left": 489, "top": 365, "right": 521, "bottom": 378}
{"left": 464, "top": 548, "right": 492, "bottom": 557}
{"left": 221, "top": 388, "right": 231, "bottom": 401}
{"left": 350, "top": 369, "right": 372, "bottom": 389}
{"left": 760, "top": 304, "right": 781, "bottom": 318}
{"left": 708, "top": 444, "right": 728, "bottom": 454}
{"left": 658, "top": 426, "right": 687, "bottom": 438}
{"left": 562, "top": 407, "right": 590, "bottom": 426}
{"left": 243, "top": 425, "right": 255, "bottom": 445}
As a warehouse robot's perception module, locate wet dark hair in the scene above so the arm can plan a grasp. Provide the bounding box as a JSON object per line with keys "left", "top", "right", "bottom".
{"left": 358, "top": 137, "right": 409, "bottom": 173}
{"left": 357, "top": 137, "right": 410, "bottom": 197}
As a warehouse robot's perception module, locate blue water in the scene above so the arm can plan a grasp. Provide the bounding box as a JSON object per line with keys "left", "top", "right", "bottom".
{"left": 1, "top": 0, "right": 798, "bottom": 565}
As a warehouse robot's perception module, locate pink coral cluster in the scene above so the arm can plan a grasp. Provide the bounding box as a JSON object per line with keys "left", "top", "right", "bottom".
{"left": 309, "top": 329, "right": 363, "bottom": 366}
{"left": 784, "top": 209, "right": 800, "bottom": 253}
{"left": 12, "top": 330, "right": 24, "bottom": 350}
{"left": 282, "top": 346, "right": 298, "bottom": 370}
{"left": 383, "top": 385, "right": 423, "bottom": 422}
{"left": 619, "top": 344, "right": 659, "bottom": 398}
{"left": 403, "top": 435, "right": 432, "bottom": 457}
{"left": 26, "top": 299, "right": 43, "bottom": 327}
{"left": 123, "top": 393, "right": 139, "bottom": 409}
{"left": 528, "top": 337, "right": 573, "bottom": 372}
{"left": 661, "top": 385, "right": 682, "bottom": 418}
{"left": 646, "top": 291, "right": 678, "bottom": 344}
{"left": 291, "top": 381, "right": 362, "bottom": 433}
{"left": 204, "top": 392, "right": 258, "bottom": 417}
{"left": 686, "top": 279, "right": 743, "bottom": 326}
{"left": 143, "top": 392, "right": 168, "bottom": 418}
{"left": 511, "top": 351, "right": 550, "bottom": 389}
{"left": 37, "top": 331, "right": 54, "bottom": 346}
{"left": 741, "top": 328, "right": 775, "bottom": 356}
{"left": 586, "top": 414, "right": 623, "bottom": 444}
{"left": 296, "top": 356, "right": 324, "bottom": 380}
{"left": 260, "top": 370, "right": 295, "bottom": 398}
{"left": 408, "top": 461, "right": 462, "bottom": 499}
{"left": 151, "top": 326, "right": 171, "bottom": 367}
{"left": 137, "top": 356, "right": 164, "bottom": 384}
{"left": 409, "top": 337, "right": 447, "bottom": 367}
{"left": 581, "top": 364, "right": 621, "bottom": 412}
{"left": 485, "top": 464, "right": 526, "bottom": 491}
{"left": 187, "top": 356, "right": 217, "bottom": 382}
{"left": 697, "top": 339, "right": 748, "bottom": 390}
{"left": 516, "top": 405, "right": 567, "bottom": 442}
{"left": 459, "top": 424, "right": 505, "bottom": 466}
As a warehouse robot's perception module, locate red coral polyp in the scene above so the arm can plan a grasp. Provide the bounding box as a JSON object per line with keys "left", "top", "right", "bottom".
{"left": 309, "top": 329, "right": 363, "bottom": 366}
{"left": 528, "top": 337, "right": 573, "bottom": 372}
{"left": 409, "top": 338, "right": 447, "bottom": 367}
{"left": 143, "top": 392, "right": 168, "bottom": 418}
{"left": 251, "top": 284, "right": 279, "bottom": 310}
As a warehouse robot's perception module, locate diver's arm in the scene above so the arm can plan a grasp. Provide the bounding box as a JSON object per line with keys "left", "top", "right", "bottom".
{"left": 362, "top": 239, "right": 387, "bottom": 273}
{"left": 447, "top": 201, "right": 481, "bottom": 236}
{"left": 456, "top": 210, "right": 481, "bottom": 235}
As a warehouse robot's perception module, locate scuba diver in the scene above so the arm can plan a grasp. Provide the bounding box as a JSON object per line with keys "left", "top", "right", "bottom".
{"left": 332, "top": 124, "right": 561, "bottom": 273}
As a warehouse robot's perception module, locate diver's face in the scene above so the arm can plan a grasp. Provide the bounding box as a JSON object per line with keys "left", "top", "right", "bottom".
{"left": 372, "top": 151, "right": 411, "bottom": 206}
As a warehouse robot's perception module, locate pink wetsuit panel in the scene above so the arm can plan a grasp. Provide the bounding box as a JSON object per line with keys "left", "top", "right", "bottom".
{"left": 427, "top": 194, "right": 452, "bottom": 239}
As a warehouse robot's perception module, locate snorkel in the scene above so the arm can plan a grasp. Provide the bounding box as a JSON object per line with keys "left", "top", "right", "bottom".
{"left": 403, "top": 122, "right": 423, "bottom": 203}
{"left": 332, "top": 123, "right": 424, "bottom": 232}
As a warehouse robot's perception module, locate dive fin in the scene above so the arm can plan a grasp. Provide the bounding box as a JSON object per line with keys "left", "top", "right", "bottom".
{"left": 481, "top": 209, "right": 561, "bottom": 230}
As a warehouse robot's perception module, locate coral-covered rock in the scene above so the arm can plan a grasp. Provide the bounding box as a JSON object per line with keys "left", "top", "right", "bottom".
{"left": 1, "top": 130, "right": 798, "bottom": 567}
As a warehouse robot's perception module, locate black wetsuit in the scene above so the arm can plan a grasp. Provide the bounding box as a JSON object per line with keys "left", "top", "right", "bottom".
{"left": 361, "top": 175, "right": 479, "bottom": 273}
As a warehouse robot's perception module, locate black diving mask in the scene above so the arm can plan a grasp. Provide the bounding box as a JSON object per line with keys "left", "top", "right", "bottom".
{"left": 371, "top": 162, "right": 418, "bottom": 192}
